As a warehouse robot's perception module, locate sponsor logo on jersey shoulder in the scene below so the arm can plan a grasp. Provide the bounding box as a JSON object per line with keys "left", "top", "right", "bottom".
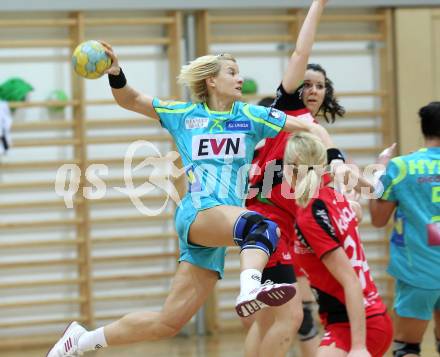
{"left": 225, "top": 120, "right": 250, "bottom": 131}
{"left": 192, "top": 133, "right": 246, "bottom": 159}
{"left": 185, "top": 117, "right": 209, "bottom": 129}
{"left": 269, "top": 108, "right": 284, "bottom": 120}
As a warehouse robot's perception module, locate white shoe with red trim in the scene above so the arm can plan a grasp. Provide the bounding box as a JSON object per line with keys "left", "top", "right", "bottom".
{"left": 46, "top": 321, "right": 86, "bottom": 357}
{"left": 235, "top": 280, "right": 296, "bottom": 317}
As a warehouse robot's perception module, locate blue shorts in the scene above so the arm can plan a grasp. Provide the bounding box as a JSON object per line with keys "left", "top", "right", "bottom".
{"left": 174, "top": 196, "right": 226, "bottom": 279}
{"left": 394, "top": 279, "right": 440, "bottom": 320}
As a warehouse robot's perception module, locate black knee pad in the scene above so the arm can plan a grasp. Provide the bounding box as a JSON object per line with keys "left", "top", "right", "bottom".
{"left": 233, "top": 211, "right": 280, "bottom": 256}
{"left": 298, "top": 302, "right": 318, "bottom": 341}
{"left": 393, "top": 340, "right": 421, "bottom": 357}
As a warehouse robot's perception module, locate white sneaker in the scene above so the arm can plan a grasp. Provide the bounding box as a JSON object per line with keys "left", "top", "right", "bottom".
{"left": 235, "top": 281, "right": 296, "bottom": 317}
{"left": 46, "top": 321, "right": 86, "bottom": 357}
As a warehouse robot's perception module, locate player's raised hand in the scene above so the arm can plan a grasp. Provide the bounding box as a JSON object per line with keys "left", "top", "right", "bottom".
{"left": 377, "top": 142, "right": 397, "bottom": 166}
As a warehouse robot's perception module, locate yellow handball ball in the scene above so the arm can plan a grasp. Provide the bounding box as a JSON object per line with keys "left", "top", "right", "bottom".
{"left": 72, "top": 40, "right": 111, "bottom": 79}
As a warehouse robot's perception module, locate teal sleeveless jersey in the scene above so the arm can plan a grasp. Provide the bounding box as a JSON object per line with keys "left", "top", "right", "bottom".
{"left": 152, "top": 99, "right": 287, "bottom": 210}
{"left": 379, "top": 147, "right": 440, "bottom": 288}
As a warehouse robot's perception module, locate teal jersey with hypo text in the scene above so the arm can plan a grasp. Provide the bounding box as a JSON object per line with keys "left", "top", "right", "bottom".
{"left": 152, "top": 99, "right": 287, "bottom": 210}
{"left": 379, "top": 147, "right": 440, "bottom": 288}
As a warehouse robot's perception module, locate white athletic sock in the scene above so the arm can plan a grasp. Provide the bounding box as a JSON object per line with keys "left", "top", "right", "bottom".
{"left": 239, "top": 269, "right": 261, "bottom": 296}
{"left": 78, "top": 327, "right": 108, "bottom": 352}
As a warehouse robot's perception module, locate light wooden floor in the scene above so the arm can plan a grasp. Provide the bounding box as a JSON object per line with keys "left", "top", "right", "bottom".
{"left": 4, "top": 327, "right": 439, "bottom": 357}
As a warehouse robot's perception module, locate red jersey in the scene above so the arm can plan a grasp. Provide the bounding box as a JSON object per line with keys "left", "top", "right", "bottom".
{"left": 294, "top": 180, "right": 387, "bottom": 326}
{"left": 246, "top": 84, "right": 315, "bottom": 266}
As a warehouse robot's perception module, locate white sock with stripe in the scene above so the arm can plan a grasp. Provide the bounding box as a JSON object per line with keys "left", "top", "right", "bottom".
{"left": 78, "top": 327, "right": 108, "bottom": 352}
{"left": 239, "top": 269, "right": 261, "bottom": 296}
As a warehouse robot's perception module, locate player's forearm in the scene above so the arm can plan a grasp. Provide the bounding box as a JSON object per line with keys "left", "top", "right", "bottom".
{"left": 310, "top": 124, "right": 333, "bottom": 148}
{"left": 283, "top": 115, "right": 310, "bottom": 133}
{"left": 111, "top": 82, "right": 157, "bottom": 119}
{"left": 108, "top": 66, "right": 137, "bottom": 110}
{"left": 283, "top": 116, "right": 333, "bottom": 147}
{"left": 111, "top": 84, "right": 139, "bottom": 111}
{"left": 344, "top": 278, "right": 367, "bottom": 350}
{"left": 345, "top": 167, "right": 374, "bottom": 194}
{"left": 368, "top": 199, "right": 389, "bottom": 227}
{"left": 295, "top": 0, "right": 325, "bottom": 58}
{"left": 282, "top": 0, "right": 325, "bottom": 92}
{"left": 348, "top": 200, "right": 363, "bottom": 222}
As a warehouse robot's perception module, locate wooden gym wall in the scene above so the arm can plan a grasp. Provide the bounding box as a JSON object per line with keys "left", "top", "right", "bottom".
{"left": 0, "top": 5, "right": 403, "bottom": 349}
{"left": 0, "top": 11, "right": 183, "bottom": 349}
{"left": 395, "top": 8, "right": 440, "bottom": 154}
{"left": 194, "top": 7, "right": 397, "bottom": 332}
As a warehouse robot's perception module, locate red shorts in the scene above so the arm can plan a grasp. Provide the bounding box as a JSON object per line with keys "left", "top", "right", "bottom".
{"left": 320, "top": 313, "right": 393, "bottom": 357}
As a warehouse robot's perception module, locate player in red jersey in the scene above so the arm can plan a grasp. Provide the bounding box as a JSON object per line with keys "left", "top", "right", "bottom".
{"left": 241, "top": 1, "right": 350, "bottom": 356}
{"left": 284, "top": 132, "right": 393, "bottom": 357}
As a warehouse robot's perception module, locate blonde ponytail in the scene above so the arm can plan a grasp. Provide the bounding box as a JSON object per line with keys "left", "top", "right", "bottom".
{"left": 295, "top": 169, "right": 322, "bottom": 207}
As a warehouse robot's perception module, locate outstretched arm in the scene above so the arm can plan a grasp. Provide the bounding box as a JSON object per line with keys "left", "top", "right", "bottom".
{"left": 283, "top": 114, "right": 334, "bottom": 148}
{"left": 369, "top": 199, "right": 396, "bottom": 227}
{"left": 282, "top": 0, "right": 327, "bottom": 93}
{"left": 101, "top": 41, "right": 159, "bottom": 120}
{"left": 368, "top": 143, "right": 397, "bottom": 226}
